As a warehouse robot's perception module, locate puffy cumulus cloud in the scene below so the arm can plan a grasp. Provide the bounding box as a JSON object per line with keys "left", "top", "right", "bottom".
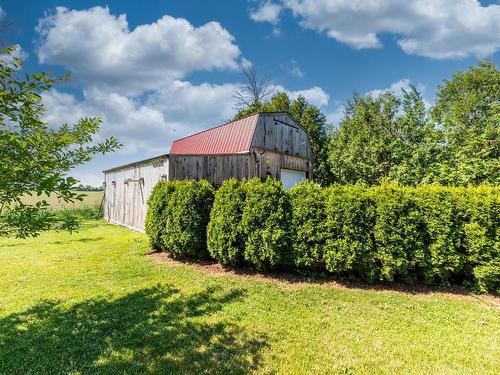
{"left": 42, "top": 88, "right": 170, "bottom": 154}
{"left": 36, "top": 6, "right": 241, "bottom": 93}
{"left": 368, "top": 79, "right": 414, "bottom": 98}
{"left": 249, "top": 1, "right": 282, "bottom": 24}
{"left": 284, "top": 86, "right": 330, "bottom": 107}
{"left": 42, "top": 80, "right": 241, "bottom": 154}
{"left": 146, "top": 81, "right": 237, "bottom": 132}
{"left": 280, "top": 0, "right": 500, "bottom": 59}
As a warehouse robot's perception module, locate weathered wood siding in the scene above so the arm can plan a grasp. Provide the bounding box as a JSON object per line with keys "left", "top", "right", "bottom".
{"left": 169, "top": 151, "right": 311, "bottom": 185}
{"left": 251, "top": 113, "right": 312, "bottom": 160}
{"left": 103, "top": 157, "right": 168, "bottom": 232}
{"left": 169, "top": 154, "right": 256, "bottom": 186}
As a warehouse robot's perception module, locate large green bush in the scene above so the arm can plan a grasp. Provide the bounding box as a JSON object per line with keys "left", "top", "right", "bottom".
{"left": 162, "top": 180, "right": 215, "bottom": 258}
{"left": 145, "top": 181, "right": 178, "bottom": 250}
{"left": 145, "top": 178, "right": 499, "bottom": 292}
{"left": 323, "top": 185, "right": 377, "bottom": 281}
{"left": 207, "top": 179, "right": 246, "bottom": 266}
{"left": 289, "top": 181, "right": 326, "bottom": 268}
{"left": 240, "top": 178, "right": 291, "bottom": 270}
{"left": 462, "top": 185, "right": 500, "bottom": 293}
{"left": 372, "top": 184, "right": 427, "bottom": 282}
{"left": 412, "top": 186, "right": 464, "bottom": 285}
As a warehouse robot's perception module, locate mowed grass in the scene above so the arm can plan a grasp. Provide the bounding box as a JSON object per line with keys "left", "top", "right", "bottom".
{"left": 0, "top": 222, "right": 498, "bottom": 374}
{"left": 21, "top": 191, "right": 104, "bottom": 209}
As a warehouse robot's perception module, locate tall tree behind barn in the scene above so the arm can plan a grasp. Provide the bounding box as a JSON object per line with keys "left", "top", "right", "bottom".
{"left": 103, "top": 112, "right": 313, "bottom": 232}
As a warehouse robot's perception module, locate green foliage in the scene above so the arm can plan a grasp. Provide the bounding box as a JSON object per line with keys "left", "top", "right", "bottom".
{"left": 371, "top": 184, "right": 427, "bottom": 282}
{"left": 289, "top": 181, "right": 326, "bottom": 268}
{"left": 207, "top": 179, "right": 246, "bottom": 266}
{"left": 144, "top": 181, "right": 178, "bottom": 250}
{"left": 431, "top": 61, "right": 500, "bottom": 185}
{"left": 461, "top": 185, "right": 500, "bottom": 292}
{"left": 329, "top": 88, "right": 438, "bottom": 186}
{"left": 330, "top": 61, "right": 499, "bottom": 187}
{"left": 323, "top": 185, "right": 377, "bottom": 281}
{"left": 143, "top": 178, "right": 499, "bottom": 292}
{"left": 240, "top": 178, "right": 291, "bottom": 270}
{"left": 0, "top": 46, "right": 120, "bottom": 238}
{"left": 234, "top": 92, "right": 333, "bottom": 184}
{"left": 162, "top": 180, "right": 215, "bottom": 258}
{"left": 412, "top": 186, "right": 465, "bottom": 284}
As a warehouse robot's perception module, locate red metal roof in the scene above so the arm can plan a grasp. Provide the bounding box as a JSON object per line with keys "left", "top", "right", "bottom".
{"left": 169, "top": 114, "right": 259, "bottom": 155}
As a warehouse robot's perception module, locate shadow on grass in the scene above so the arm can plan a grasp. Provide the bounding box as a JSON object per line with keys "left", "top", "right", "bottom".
{"left": 50, "top": 236, "right": 105, "bottom": 245}
{"left": 0, "top": 285, "right": 268, "bottom": 374}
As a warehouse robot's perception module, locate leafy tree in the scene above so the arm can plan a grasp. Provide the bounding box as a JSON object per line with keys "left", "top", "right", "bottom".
{"left": 431, "top": 60, "right": 500, "bottom": 185}
{"left": 0, "top": 46, "right": 120, "bottom": 238}
{"left": 235, "top": 91, "right": 333, "bottom": 184}
{"left": 328, "top": 86, "right": 439, "bottom": 185}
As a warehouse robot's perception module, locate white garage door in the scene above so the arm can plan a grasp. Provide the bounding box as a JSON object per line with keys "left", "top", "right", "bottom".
{"left": 280, "top": 169, "right": 306, "bottom": 191}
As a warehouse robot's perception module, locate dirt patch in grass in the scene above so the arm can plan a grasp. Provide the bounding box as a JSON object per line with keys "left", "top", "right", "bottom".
{"left": 149, "top": 251, "right": 499, "bottom": 308}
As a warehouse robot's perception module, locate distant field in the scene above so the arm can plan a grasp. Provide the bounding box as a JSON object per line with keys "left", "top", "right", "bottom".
{"left": 22, "top": 191, "right": 104, "bottom": 209}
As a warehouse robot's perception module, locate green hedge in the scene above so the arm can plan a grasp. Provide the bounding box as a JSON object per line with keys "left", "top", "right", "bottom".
{"left": 323, "top": 185, "right": 377, "bottom": 281}
{"left": 240, "top": 178, "right": 291, "bottom": 270}
{"left": 289, "top": 181, "right": 326, "bottom": 269}
{"left": 207, "top": 179, "right": 246, "bottom": 266}
{"left": 145, "top": 181, "right": 178, "bottom": 250}
{"left": 146, "top": 180, "right": 214, "bottom": 258}
{"left": 146, "top": 179, "right": 499, "bottom": 292}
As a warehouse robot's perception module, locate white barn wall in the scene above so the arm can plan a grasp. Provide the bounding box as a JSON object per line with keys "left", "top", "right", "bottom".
{"left": 103, "top": 155, "right": 168, "bottom": 232}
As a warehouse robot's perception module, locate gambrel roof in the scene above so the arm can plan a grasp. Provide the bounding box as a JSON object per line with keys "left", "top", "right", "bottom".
{"left": 169, "top": 114, "right": 260, "bottom": 155}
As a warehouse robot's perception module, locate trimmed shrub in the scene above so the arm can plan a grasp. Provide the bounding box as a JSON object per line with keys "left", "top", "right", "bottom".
{"left": 462, "top": 185, "right": 500, "bottom": 293}
{"left": 240, "top": 178, "right": 291, "bottom": 270}
{"left": 162, "top": 180, "right": 215, "bottom": 258}
{"left": 289, "top": 181, "right": 326, "bottom": 268}
{"left": 145, "top": 181, "right": 178, "bottom": 250}
{"left": 207, "top": 179, "right": 246, "bottom": 266}
{"left": 412, "top": 185, "right": 464, "bottom": 285}
{"left": 323, "top": 185, "right": 377, "bottom": 281}
{"left": 372, "top": 183, "right": 427, "bottom": 282}
{"left": 145, "top": 177, "right": 498, "bottom": 292}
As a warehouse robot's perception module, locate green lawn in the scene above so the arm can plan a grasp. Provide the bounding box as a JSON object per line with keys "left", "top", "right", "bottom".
{"left": 0, "top": 222, "right": 498, "bottom": 374}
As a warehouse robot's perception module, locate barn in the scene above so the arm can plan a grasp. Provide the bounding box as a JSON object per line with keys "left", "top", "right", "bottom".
{"left": 103, "top": 112, "right": 313, "bottom": 232}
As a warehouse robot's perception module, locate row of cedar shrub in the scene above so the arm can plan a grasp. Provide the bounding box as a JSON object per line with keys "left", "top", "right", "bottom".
{"left": 145, "top": 179, "right": 499, "bottom": 292}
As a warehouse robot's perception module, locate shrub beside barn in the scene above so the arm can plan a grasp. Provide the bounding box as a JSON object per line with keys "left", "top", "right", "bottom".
{"left": 103, "top": 112, "right": 313, "bottom": 231}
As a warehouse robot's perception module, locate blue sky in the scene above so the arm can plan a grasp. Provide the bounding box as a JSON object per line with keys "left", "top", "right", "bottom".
{"left": 2, "top": 0, "right": 499, "bottom": 185}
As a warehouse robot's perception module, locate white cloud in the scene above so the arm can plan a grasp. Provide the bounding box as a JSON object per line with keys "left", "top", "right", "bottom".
{"left": 0, "top": 6, "right": 5, "bottom": 19}
{"left": 285, "top": 59, "right": 304, "bottom": 78}
{"left": 287, "top": 86, "right": 329, "bottom": 107}
{"left": 271, "top": 84, "right": 329, "bottom": 107}
{"left": 281, "top": 0, "right": 500, "bottom": 59}
{"left": 326, "top": 103, "right": 345, "bottom": 127}
{"left": 367, "top": 79, "right": 431, "bottom": 108}
{"left": 368, "top": 79, "right": 414, "bottom": 98}
{"left": 36, "top": 6, "right": 241, "bottom": 93}
{"left": 250, "top": 1, "right": 282, "bottom": 24}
